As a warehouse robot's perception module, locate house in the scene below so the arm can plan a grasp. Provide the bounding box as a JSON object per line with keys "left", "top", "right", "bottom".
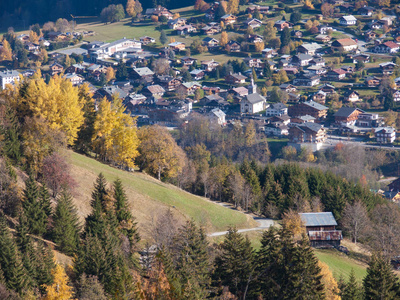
{"left": 158, "top": 75, "right": 182, "bottom": 91}
{"left": 393, "top": 90, "right": 400, "bottom": 102}
{"left": 241, "top": 81, "right": 267, "bottom": 114}
{"left": 232, "top": 86, "right": 249, "bottom": 97}
{"left": 264, "top": 123, "right": 289, "bottom": 136}
{"left": 225, "top": 73, "right": 247, "bottom": 85}
{"left": 88, "top": 38, "right": 141, "bottom": 61}
{"left": 352, "top": 54, "right": 370, "bottom": 64}
{"left": 290, "top": 115, "right": 316, "bottom": 125}
{"left": 299, "top": 212, "right": 342, "bottom": 248}
{"left": 326, "top": 69, "right": 346, "bottom": 80}
{"left": 178, "top": 82, "right": 202, "bottom": 95}
{"left": 208, "top": 108, "right": 226, "bottom": 125}
{"left": 279, "top": 83, "right": 297, "bottom": 93}
{"left": 140, "top": 36, "right": 156, "bottom": 45}
{"left": 247, "top": 34, "right": 264, "bottom": 44}
{"left": 293, "top": 73, "right": 320, "bottom": 87}
{"left": 339, "top": 15, "right": 357, "bottom": 26}
{"left": 168, "top": 42, "right": 186, "bottom": 51}
{"left": 0, "top": 70, "right": 20, "bottom": 89}
{"left": 190, "top": 69, "right": 205, "bottom": 80}
{"left": 331, "top": 38, "right": 358, "bottom": 52}
{"left": 292, "top": 54, "right": 313, "bottom": 66}
{"left": 244, "top": 58, "right": 263, "bottom": 68}
{"left": 312, "top": 90, "right": 327, "bottom": 104}
{"left": 65, "top": 64, "right": 85, "bottom": 74}
{"left": 64, "top": 73, "right": 84, "bottom": 86}
{"left": 319, "top": 84, "right": 336, "bottom": 94}
{"left": 265, "top": 103, "right": 288, "bottom": 117}
{"left": 317, "top": 25, "right": 333, "bottom": 35}
{"left": 49, "top": 63, "right": 64, "bottom": 76}
{"left": 284, "top": 67, "right": 299, "bottom": 75}
{"left": 220, "top": 14, "right": 237, "bottom": 25}
{"left": 94, "top": 85, "right": 129, "bottom": 102}
{"left": 307, "top": 65, "right": 326, "bottom": 75}
{"left": 181, "top": 57, "right": 197, "bottom": 66}
{"left": 201, "top": 24, "right": 221, "bottom": 35}
{"left": 310, "top": 57, "right": 326, "bottom": 67}
{"left": 358, "top": 6, "right": 374, "bottom": 16}
{"left": 132, "top": 67, "right": 155, "bottom": 81}
{"left": 356, "top": 113, "right": 382, "bottom": 127}
{"left": 177, "top": 25, "right": 197, "bottom": 35}
{"left": 345, "top": 91, "right": 361, "bottom": 102}
{"left": 315, "top": 34, "right": 331, "bottom": 43}
{"left": 364, "top": 30, "right": 376, "bottom": 41}
{"left": 288, "top": 123, "right": 327, "bottom": 151}
{"left": 202, "top": 37, "right": 219, "bottom": 49}
{"left": 291, "top": 30, "right": 303, "bottom": 39}
{"left": 145, "top": 6, "right": 173, "bottom": 19}
{"left": 379, "top": 62, "right": 397, "bottom": 75}
{"left": 168, "top": 18, "right": 186, "bottom": 29}
{"left": 375, "top": 127, "right": 396, "bottom": 144}
{"left": 225, "top": 40, "right": 241, "bottom": 52}
{"left": 333, "top": 107, "right": 364, "bottom": 126}
{"left": 245, "top": 18, "right": 263, "bottom": 29}
{"left": 262, "top": 48, "right": 276, "bottom": 58}
{"left": 337, "top": 3, "right": 353, "bottom": 12}
{"left": 365, "top": 76, "right": 381, "bottom": 87}
{"left": 374, "top": 41, "right": 399, "bottom": 53}
{"left": 297, "top": 43, "right": 322, "bottom": 56}
{"left": 274, "top": 20, "right": 292, "bottom": 31}
{"left": 201, "top": 59, "right": 219, "bottom": 72}
{"left": 143, "top": 85, "right": 165, "bottom": 99}
{"left": 288, "top": 100, "right": 328, "bottom": 120}
{"left": 247, "top": 5, "right": 269, "bottom": 14}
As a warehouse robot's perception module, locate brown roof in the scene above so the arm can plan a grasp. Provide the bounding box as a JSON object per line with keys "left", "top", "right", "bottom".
{"left": 383, "top": 41, "right": 399, "bottom": 49}
{"left": 335, "top": 38, "right": 357, "bottom": 46}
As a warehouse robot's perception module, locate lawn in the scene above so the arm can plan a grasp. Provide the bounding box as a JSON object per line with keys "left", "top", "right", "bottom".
{"left": 69, "top": 151, "right": 256, "bottom": 237}
{"left": 314, "top": 249, "right": 367, "bottom": 282}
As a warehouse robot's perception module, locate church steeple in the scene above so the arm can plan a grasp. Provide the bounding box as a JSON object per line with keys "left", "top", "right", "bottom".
{"left": 249, "top": 77, "right": 257, "bottom": 94}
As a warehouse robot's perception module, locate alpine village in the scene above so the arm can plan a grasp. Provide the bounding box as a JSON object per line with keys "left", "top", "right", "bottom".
{"left": 3, "top": 0, "right": 400, "bottom": 298}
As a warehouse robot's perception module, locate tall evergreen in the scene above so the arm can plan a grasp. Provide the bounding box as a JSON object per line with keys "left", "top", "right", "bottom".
{"left": 280, "top": 27, "right": 291, "bottom": 47}
{"left": 22, "top": 175, "right": 48, "bottom": 236}
{"left": 52, "top": 189, "right": 81, "bottom": 255}
{"left": 341, "top": 269, "right": 362, "bottom": 300}
{"left": 0, "top": 106, "right": 22, "bottom": 164}
{"left": 363, "top": 253, "right": 400, "bottom": 299}
{"left": 214, "top": 228, "right": 254, "bottom": 299}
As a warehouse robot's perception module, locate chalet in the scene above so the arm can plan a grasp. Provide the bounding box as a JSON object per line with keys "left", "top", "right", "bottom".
{"left": 288, "top": 100, "right": 328, "bottom": 120}
{"left": 299, "top": 212, "right": 342, "bottom": 248}
{"left": 319, "top": 84, "right": 335, "bottom": 94}
{"left": 190, "top": 69, "right": 205, "bottom": 80}
{"left": 232, "top": 86, "right": 249, "bottom": 97}
{"left": 65, "top": 64, "right": 85, "bottom": 74}
{"left": 247, "top": 34, "right": 264, "bottom": 44}
{"left": 201, "top": 24, "right": 221, "bottom": 35}
{"left": 168, "top": 18, "right": 186, "bottom": 29}
{"left": 264, "top": 123, "right": 289, "bottom": 136}
{"left": 25, "top": 42, "right": 39, "bottom": 51}
{"left": 64, "top": 73, "right": 84, "bottom": 86}
{"left": 358, "top": 6, "right": 374, "bottom": 16}
{"left": 317, "top": 25, "right": 333, "bottom": 35}
{"left": 331, "top": 38, "right": 358, "bottom": 52}
{"left": 94, "top": 85, "right": 129, "bottom": 102}
{"left": 178, "top": 81, "right": 202, "bottom": 95}
{"left": 292, "top": 54, "right": 313, "bottom": 66}
{"left": 0, "top": 70, "right": 20, "bottom": 89}
{"left": 356, "top": 112, "right": 382, "bottom": 127}
{"left": 339, "top": 15, "right": 357, "bottom": 26}
{"left": 337, "top": 3, "right": 353, "bottom": 12}
{"left": 225, "top": 73, "right": 247, "bottom": 85}
{"left": 352, "top": 54, "right": 370, "bottom": 64}
{"left": 310, "top": 57, "right": 325, "bottom": 67}
{"left": 288, "top": 123, "right": 327, "bottom": 150}
{"left": 374, "top": 41, "right": 399, "bottom": 53}
{"left": 283, "top": 67, "right": 299, "bottom": 75}
{"left": 174, "top": 25, "right": 195, "bottom": 35}
{"left": 290, "top": 115, "right": 315, "bottom": 125}
{"left": 220, "top": 14, "right": 237, "bottom": 25}
{"left": 143, "top": 85, "right": 165, "bottom": 99}
{"left": 365, "top": 76, "right": 380, "bottom": 87}
{"left": 288, "top": 92, "right": 300, "bottom": 102}
{"left": 202, "top": 37, "right": 219, "bottom": 49}
{"left": 262, "top": 48, "right": 276, "bottom": 58}
{"left": 393, "top": 90, "right": 400, "bottom": 102}
{"left": 247, "top": 5, "right": 269, "bottom": 14}
{"left": 201, "top": 59, "right": 219, "bottom": 72}
{"left": 274, "top": 20, "right": 292, "bottom": 31}
{"left": 379, "top": 62, "right": 397, "bottom": 75}
{"left": 334, "top": 107, "right": 364, "bottom": 126}
{"left": 88, "top": 38, "right": 141, "bottom": 61}
{"left": 345, "top": 91, "right": 361, "bottom": 102}
{"left": 208, "top": 108, "right": 226, "bottom": 125}
{"left": 364, "top": 30, "right": 376, "bottom": 41}
{"left": 266, "top": 103, "right": 288, "bottom": 117}
{"left": 49, "top": 62, "right": 64, "bottom": 76}
{"left": 326, "top": 68, "right": 346, "bottom": 80}
{"left": 315, "top": 35, "right": 331, "bottom": 43}
{"left": 293, "top": 73, "right": 320, "bottom": 87}
{"left": 181, "top": 57, "right": 197, "bottom": 66}
{"left": 244, "top": 58, "right": 263, "bottom": 68}
{"left": 245, "top": 19, "right": 262, "bottom": 29}
{"left": 140, "top": 36, "right": 156, "bottom": 45}
{"left": 168, "top": 42, "right": 186, "bottom": 51}
{"left": 297, "top": 43, "right": 322, "bottom": 56}
{"left": 158, "top": 75, "right": 182, "bottom": 91}
{"left": 376, "top": 127, "right": 396, "bottom": 144}
{"left": 291, "top": 30, "right": 303, "bottom": 39}
{"left": 307, "top": 65, "right": 326, "bottom": 75}
{"left": 312, "top": 90, "right": 326, "bottom": 104}
{"left": 145, "top": 6, "right": 173, "bottom": 19}
{"left": 132, "top": 67, "right": 154, "bottom": 80}
{"left": 279, "top": 83, "right": 297, "bottom": 93}
{"left": 225, "top": 40, "right": 241, "bottom": 52}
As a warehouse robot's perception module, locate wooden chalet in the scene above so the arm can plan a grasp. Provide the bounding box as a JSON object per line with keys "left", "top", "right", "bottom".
{"left": 288, "top": 100, "right": 328, "bottom": 120}
{"left": 225, "top": 40, "right": 241, "bottom": 52}
{"left": 225, "top": 73, "right": 246, "bottom": 85}
{"left": 50, "top": 62, "right": 64, "bottom": 76}
{"left": 333, "top": 107, "right": 364, "bottom": 126}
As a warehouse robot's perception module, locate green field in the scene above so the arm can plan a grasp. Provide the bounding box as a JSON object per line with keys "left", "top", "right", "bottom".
{"left": 314, "top": 249, "right": 368, "bottom": 282}
{"left": 69, "top": 151, "right": 256, "bottom": 234}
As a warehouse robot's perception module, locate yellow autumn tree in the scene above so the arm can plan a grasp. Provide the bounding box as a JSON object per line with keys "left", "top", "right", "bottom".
{"left": 254, "top": 41, "right": 265, "bottom": 52}
{"left": 29, "top": 30, "right": 39, "bottom": 43}
{"left": 226, "top": 0, "right": 239, "bottom": 14}
{"left": 220, "top": 31, "right": 228, "bottom": 47}
{"left": 92, "top": 96, "right": 139, "bottom": 168}
{"left": 105, "top": 67, "right": 115, "bottom": 82}
{"left": 318, "top": 261, "right": 341, "bottom": 300}
{"left": 173, "top": 13, "right": 180, "bottom": 19}
{"left": 0, "top": 38, "right": 12, "bottom": 61}
{"left": 304, "top": 0, "right": 315, "bottom": 9}
{"left": 43, "top": 263, "right": 74, "bottom": 300}
{"left": 126, "top": 0, "right": 136, "bottom": 17}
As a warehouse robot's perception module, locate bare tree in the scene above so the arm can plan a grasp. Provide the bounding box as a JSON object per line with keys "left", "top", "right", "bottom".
{"left": 341, "top": 200, "right": 370, "bottom": 244}
{"left": 152, "top": 58, "right": 170, "bottom": 75}
{"left": 152, "top": 208, "right": 180, "bottom": 250}
{"left": 228, "top": 172, "right": 245, "bottom": 208}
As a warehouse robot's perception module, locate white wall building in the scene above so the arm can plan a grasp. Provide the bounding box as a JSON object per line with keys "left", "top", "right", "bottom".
{"left": 0, "top": 70, "right": 20, "bottom": 90}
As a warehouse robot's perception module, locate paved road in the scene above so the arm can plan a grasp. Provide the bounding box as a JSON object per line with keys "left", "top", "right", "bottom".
{"left": 323, "top": 134, "right": 400, "bottom": 151}
{"left": 209, "top": 216, "right": 274, "bottom": 237}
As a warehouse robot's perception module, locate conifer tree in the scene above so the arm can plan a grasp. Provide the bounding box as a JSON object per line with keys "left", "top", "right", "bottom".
{"left": 52, "top": 189, "right": 81, "bottom": 255}
{"left": 22, "top": 175, "right": 48, "bottom": 236}
{"left": 342, "top": 269, "right": 362, "bottom": 300}
{"left": 160, "top": 30, "right": 168, "bottom": 45}
{"left": 363, "top": 253, "right": 400, "bottom": 299}
{"left": 214, "top": 228, "right": 254, "bottom": 299}
{"left": 0, "top": 106, "right": 22, "bottom": 164}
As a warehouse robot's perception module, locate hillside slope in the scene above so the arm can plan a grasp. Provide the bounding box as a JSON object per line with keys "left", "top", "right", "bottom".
{"left": 68, "top": 151, "right": 257, "bottom": 240}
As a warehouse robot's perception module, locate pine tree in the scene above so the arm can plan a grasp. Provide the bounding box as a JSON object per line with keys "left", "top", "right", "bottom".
{"left": 363, "top": 253, "right": 400, "bottom": 299}
{"left": 160, "top": 30, "right": 168, "bottom": 45}
{"left": 342, "top": 269, "right": 362, "bottom": 300}
{"left": 22, "top": 175, "right": 48, "bottom": 236}
{"left": 0, "top": 106, "right": 22, "bottom": 163}
{"left": 280, "top": 26, "right": 291, "bottom": 47}
{"left": 52, "top": 189, "right": 81, "bottom": 255}
{"left": 39, "top": 184, "right": 52, "bottom": 231}
{"left": 263, "top": 60, "right": 272, "bottom": 78}
{"left": 214, "top": 228, "right": 254, "bottom": 299}
{"left": 116, "top": 62, "right": 128, "bottom": 80}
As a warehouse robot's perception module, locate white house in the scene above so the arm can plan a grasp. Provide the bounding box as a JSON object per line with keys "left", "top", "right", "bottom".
{"left": 0, "top": 70, "right": 20, "bottom": 90}
{"left": 64, "top": 73, "right": 84, "bottom": 86}
{"left": 208, "top": 108, "right": 226, "bottom": 125}
{"left": 241, "top": 93, "right": 267, "bottom": 114}
{"left": 266, "top": 103, "right": 288, "bottom": 117}
{"left": 339, "top": 15, "right": 357, "bottom": 26}
{"left": 376, "top": 127, "right": 396, "bottom": 144}
{"left": 88, "top": 38, "right": 141, "bottom": 61}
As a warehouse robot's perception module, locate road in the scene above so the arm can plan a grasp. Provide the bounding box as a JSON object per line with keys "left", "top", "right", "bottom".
{"left": 208, "top": 216, "right": 274, "bottom": 237}
{"left": 323, "top": 134, "right": 400, "bottom": 151}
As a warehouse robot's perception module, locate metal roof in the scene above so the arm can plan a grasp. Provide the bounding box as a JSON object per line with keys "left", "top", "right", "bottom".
{"left": 299, "top": 212, "right": 337, "bottom": 227}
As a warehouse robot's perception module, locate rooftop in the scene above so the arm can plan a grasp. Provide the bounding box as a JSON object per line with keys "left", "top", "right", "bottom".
{"left": 299, "top": 212, "right": 338, "bottom": 227}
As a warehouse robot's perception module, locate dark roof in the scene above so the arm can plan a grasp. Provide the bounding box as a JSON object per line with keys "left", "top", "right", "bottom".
{"left": 303, "top": 100, "right": 328, "bottom": 111}
{"left": 299, "top": 212, "right": 337, "bottom": 227}
{"left": 333, "top": 107, "right": 364, "bottom": 117}
{"left": 245, "top": 93, "right": 265, "bottom": 104}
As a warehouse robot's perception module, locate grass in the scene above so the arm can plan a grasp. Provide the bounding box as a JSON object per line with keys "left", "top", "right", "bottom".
{"left": 314, "top": 249, "right": 368, "bottom": 282}
{"left": 68, "top": 151, "right": 256, "bottom": 239}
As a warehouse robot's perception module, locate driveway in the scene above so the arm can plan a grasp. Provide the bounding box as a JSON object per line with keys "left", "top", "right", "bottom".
{"left": 208, "top": 216, "right": 274, "bottom": 237}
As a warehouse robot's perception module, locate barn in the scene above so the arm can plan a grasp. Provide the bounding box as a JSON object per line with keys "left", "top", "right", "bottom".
{"left": 299, "top": 212, "right": 342, "bottom": 248}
